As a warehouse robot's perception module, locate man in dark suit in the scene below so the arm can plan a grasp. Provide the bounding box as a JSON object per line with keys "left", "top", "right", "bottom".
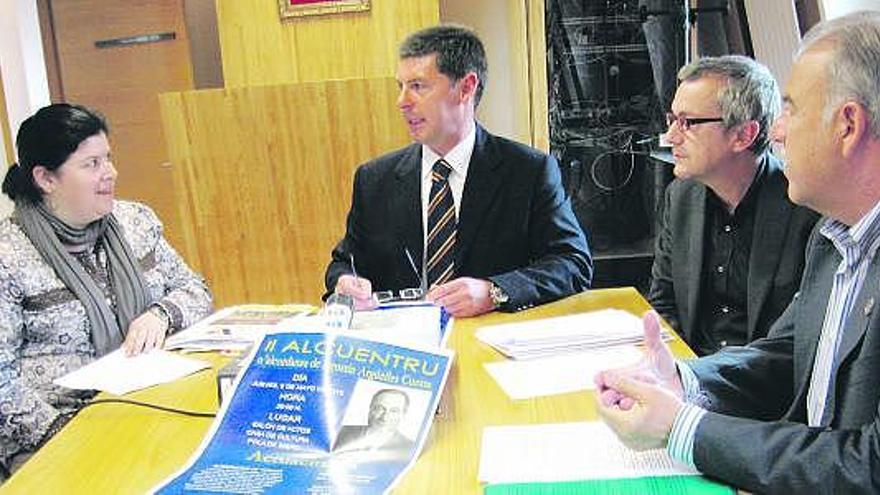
{"left": 324, "top": 25, "right": 592, "bottom": 317}
{"left": 333, "top": 389, "right": 414, "bottom": 459}
{"left": 596, "top": 11, "right": 880, "bottom": 493}
{"left": 649, "top": 55, "right": 819, "bottom": 355}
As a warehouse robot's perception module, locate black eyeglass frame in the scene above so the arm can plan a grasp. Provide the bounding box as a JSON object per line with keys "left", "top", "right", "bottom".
{"left": 374, "top": 288, "right": 425, "bottom": 304}
{"left": 665, "top": 112, "right": 725, "bottom": 132}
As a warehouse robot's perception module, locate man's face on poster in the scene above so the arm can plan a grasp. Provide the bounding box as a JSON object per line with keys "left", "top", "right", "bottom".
{"left": 367, "top": 391, "right": 409, "bottom": 433}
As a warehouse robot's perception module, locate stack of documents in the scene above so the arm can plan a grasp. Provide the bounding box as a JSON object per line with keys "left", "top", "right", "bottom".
{"left": 165, "top": 304, "right": 313, "bottom": 352}
{"left": 476, "top": 309, "right": 664, "bottom": 360}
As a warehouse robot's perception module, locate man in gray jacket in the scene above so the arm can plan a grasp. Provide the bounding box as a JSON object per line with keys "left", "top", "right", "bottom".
{"left": 649, "top": 55, "right": 818, "bottom": 355}
{"left": 598, "top": 11, "right": 880, "bottom": 493}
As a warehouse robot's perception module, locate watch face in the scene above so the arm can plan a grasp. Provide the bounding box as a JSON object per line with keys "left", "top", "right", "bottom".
{"left": 490, "top": 284, "right": 509, "bottom": 306}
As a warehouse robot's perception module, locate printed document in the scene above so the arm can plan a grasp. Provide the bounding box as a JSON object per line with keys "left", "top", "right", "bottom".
{"left": 54, "top": 349, "right": 210, "bottom": 395}
{"left": 484, "top": 346, "right": 642, "bottom": 399}
{"left": 350, "top": 304, "right": 451, "bottom": 348}
{"left": 153, "top": 330, "right": 453, "bottom": 495}
{"left": 478, "top": 421, "right": 699, "bottom": 484}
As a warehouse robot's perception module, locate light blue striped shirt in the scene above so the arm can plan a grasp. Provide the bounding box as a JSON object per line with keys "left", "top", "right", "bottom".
{"left": 666, "top": 200, "right": 880, "bottom": 467}
{"left": 807, "top": 203, "right": 880, "bottom": 425}
{"left": 667, "top": 363, "right": 706, "bottom": 465}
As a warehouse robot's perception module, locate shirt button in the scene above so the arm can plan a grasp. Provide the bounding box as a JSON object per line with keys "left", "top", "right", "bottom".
{"left": 716, "top": 265, "right": 725, "bottom": 274}
{"left": 720, "top": 340, "right": 728, "bottom": 347}
{"left": 720, "top": 305, "right": 730, "bottom": 314}
{"left": 723, "top": 225, "right": 732, "bottom": 233}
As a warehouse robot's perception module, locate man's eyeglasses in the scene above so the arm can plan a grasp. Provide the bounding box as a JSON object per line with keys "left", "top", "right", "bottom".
{"left": 665, "top": 112, "right": 724, "bottom": 132}
{"left": 370, "top": 246, "right": 428, "bottom": 305}
{"left": 374, "top": 288, "right": 424, "bottom": 304}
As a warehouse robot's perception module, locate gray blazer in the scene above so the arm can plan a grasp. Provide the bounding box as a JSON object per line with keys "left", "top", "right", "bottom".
{"left": 688, "top": 220, "right": 880, "bottom": 492}
{"left": 648, "top": 154, "right": 819, "bottom": 348}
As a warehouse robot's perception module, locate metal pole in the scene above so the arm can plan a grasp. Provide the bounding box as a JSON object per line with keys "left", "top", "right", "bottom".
{"left": 683, "top": 0, "right": 691, "bottom": 65}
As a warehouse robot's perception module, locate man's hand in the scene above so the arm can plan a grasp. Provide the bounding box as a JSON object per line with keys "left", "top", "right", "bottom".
{"left": 123, "top": 311, "right": 167, "bottom": 356}
{"left": 593, "top": 311, "right": 685, "bottom": 450}
{"left": 595, "top": 311, "right": 683, "bottom": 410}
{"left": 596, "top": 373, "right": 683, "bottom": 450}
{"left": 426, "top": 277, "right": 495, "bottom": 317}
{"left": 335, "top": 274, "right": 377, "bottom": 310}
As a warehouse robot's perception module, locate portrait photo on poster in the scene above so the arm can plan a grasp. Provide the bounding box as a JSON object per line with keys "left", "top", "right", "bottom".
{"left": 332, "top": 380, "right": 431, "bottom": 458}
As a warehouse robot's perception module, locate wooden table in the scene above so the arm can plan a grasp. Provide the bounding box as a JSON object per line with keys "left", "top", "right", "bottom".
{"left": 5, "top": 288, "right": 690, "bottom": 494}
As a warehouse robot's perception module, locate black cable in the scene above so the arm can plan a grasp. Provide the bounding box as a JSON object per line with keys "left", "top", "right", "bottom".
{"left": 80, "top": 398, "right": 216, "bottom": 418}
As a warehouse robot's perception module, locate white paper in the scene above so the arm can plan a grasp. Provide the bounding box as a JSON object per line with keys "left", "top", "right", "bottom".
{"left": 476, "top": 309, "right": 669, "bottom": 360}
{"left": 349, "top": 304, "right": 449, "bottom": 348}
{"left": 53, "top": 349, "right": 210, "bottom": 395}
{"left": 484, "top": 347, "right": 642, "bottom": 400}
{"left": 478, "top": 421, "right": 699, "bottom": 484}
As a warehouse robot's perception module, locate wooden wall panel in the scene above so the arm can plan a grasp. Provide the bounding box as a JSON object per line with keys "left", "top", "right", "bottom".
{"left": 0, "top": 62, "right": 12, "bottom": 163}
{"left": 159, "top": 78, "right": 409, "bottom": 306}
{"left": 526, "top": 0, "right": 549, "bottom": 152}
{"left": 216, "top": 0, "right": 439, "bottom": 87}
{"left": 49, "top": 0, "right": 194, "bottom": 248}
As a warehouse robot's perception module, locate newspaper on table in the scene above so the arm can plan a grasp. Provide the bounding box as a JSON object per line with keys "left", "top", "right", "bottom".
{"left": 153, "top": 327, "right": 453, "bottom": 495}
{"left": 165, "top": 304, "right": 314, "bottom": 352}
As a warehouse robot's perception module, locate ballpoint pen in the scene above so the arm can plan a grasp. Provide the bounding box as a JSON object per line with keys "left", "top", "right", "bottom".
{"left": 403, "top": 247, "right": 426, "bottom": 295}
{"left": 349, "top": 253, "right": 359, "bottom": 281}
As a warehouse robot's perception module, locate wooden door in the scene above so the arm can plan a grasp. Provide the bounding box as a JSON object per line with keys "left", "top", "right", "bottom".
{"left": 44, "top": 0, "right": 193, "bottom": 245}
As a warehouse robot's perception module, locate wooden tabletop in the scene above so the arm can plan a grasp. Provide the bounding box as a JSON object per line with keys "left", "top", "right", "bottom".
{"left": 5, "top": 287, "right": 689, "bottom": 494}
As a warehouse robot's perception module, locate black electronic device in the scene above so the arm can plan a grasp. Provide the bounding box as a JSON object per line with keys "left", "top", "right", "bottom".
{"left": 216, "top": 349, "right": 249, "bottom": 405}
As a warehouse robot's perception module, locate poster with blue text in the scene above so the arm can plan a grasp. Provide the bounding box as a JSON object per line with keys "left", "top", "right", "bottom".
{"left": 154, "top": 330, "right": 453, "bottom": 494}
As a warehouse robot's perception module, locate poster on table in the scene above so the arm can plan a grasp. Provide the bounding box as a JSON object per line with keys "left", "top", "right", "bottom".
{"left": 154, "top": 330, "right": 453, "bottom": 494}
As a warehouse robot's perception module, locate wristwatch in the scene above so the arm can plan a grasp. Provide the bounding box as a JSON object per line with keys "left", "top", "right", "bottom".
{"left": 488, "top": 282, "right": 510, "bottom": 308}
{"left": 148, "top": 304, "right": 173, "bottom": 334}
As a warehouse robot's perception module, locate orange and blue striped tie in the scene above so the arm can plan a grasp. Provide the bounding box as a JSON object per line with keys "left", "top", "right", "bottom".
{"left": 426, "top": 159, "right": 457, "bottom": 287}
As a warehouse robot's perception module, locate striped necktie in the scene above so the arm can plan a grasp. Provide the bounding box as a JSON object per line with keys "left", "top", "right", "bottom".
{"left": 426, "top": 159, "right": 457, "bottom": 287}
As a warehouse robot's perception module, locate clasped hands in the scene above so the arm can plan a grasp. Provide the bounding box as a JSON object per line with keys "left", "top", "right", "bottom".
{"left": 594, "top": 311, "right": 686, "bottom": 450}
{"left": 335, "top": 274, "right": 495, "bottom": 317}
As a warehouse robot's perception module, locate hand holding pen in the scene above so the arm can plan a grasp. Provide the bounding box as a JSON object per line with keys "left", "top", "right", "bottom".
{"left": 334, "top": 253, "right": 377, "bottom": 310}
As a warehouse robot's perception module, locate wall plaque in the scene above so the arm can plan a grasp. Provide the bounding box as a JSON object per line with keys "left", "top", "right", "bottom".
{"left": 279, "top": 0, "right": 370, "bottom": 19}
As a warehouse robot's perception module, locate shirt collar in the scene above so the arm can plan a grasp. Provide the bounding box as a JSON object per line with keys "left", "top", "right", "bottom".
{"left": 707, "top": 156, "right": 767, "bottom": 219}
{"left": 421, "top": 122, "right": 476, "bottom": 178}
{"left": 821, "top": 198, "right": 880, "bottom": 264}
{"left": 738, "top": 156, "right": 768, "bottom": 212}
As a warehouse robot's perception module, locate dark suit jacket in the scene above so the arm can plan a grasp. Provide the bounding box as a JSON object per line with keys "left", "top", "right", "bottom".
{"left": 648, "top": 154, "right": 819, "bottom": 350}
{"left": 324, "top": 124, "right": 592, "bottom": 311}
{"left": 687, "top": 219, "right": 880, "bottom": 493}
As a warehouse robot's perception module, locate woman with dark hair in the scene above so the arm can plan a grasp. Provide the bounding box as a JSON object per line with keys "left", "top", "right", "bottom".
{"left": 0, "top": 103, "right": 212, "bottom": 474}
